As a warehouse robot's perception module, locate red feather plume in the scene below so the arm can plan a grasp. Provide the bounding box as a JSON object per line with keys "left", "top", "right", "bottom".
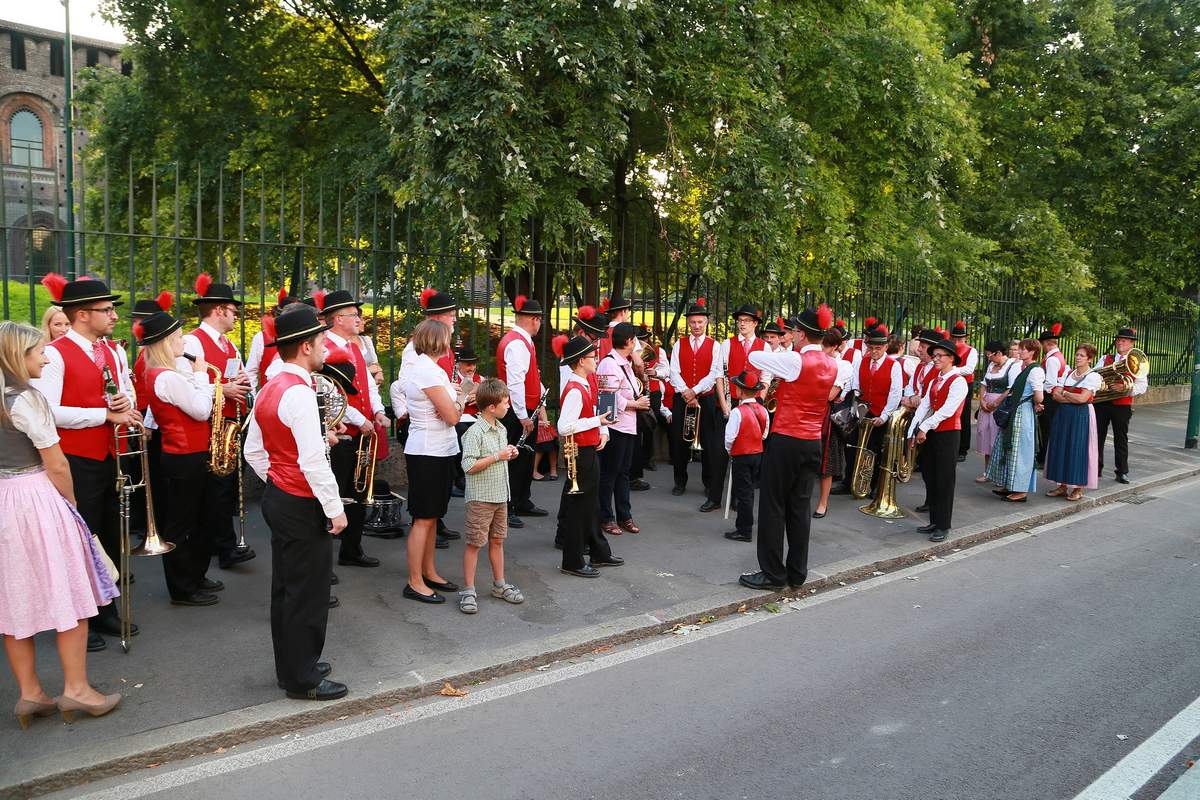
{"left": 696, "top": 297, "right": 706, "bottom": 307}
{"left": 132, "top": 321, "right": 144, "bottom": 341}
{"left": 41, "top": 272, "right": 67, "bottom": 303}
{"left": 514, "top": 294, "right": 528, "bottom": 312}
{"left": 551, "top": 334, "right": 569, "bottom": 358}
{"left": 577, "top": 304, "right": 597, "bottom": 320}
{"left": 865, "top": 316, "right": 878, "bottom": 328}
{"left": 261, "top": 313, "right": 276, "bottom": 342}
{"left": 955, "top": 319, "right": 965, "bottom": 328}
{"left": 776, "top": 316, "right": 786, "bottom": 329}
{"left": 313, "top": 290, "right": 327, "bottom": 311}
{"left": 1050, "top": 322, "right": 1062, "bottom": 336}
{"left": 816, "top": 303, "right": 833, "bottom": 331}
{"left": 874, "top": 324, "right": 890, "bottom": 337}
{"left": 155, "top": 291, "right": 173, "bottom": 312}
{"left": 194, "top": 272, "right": 213, "bottom": 298}
{"left": 599, "top": 297, "right": 611, "bottom": 313}
{"left": 835, "top": 318, "right": 846, "bottom": 328}
{"left": 277, "top": 287, "right": 288, "bottom": 306}
{"left": 324, "top": 347, "right": 350, "bottom": 365}
{"left": 419, "top": 287, "right": 436, "bottom": 310}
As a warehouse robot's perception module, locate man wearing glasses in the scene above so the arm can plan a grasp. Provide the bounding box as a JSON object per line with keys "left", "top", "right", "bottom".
{"left": 184, "top": 274, "right": 255, "bottom": 570}
{"left": 315, "top": 289, "right": 386, "bottom": 572}
{"left": 33, "top": 275, "right": 141, "bottom": 652}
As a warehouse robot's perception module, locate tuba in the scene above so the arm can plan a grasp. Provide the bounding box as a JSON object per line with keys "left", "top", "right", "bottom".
{"left": 206, "top": 365, "right": 240, "bottom": 477}
{"left": 1086, "top": 348, "right": 1148, "bottom": 403}
{"left": 859, "top": 407, "right": 912, "bottom": 519}
{"left": 682, "top": 403, "right": 702, "bottom": 453}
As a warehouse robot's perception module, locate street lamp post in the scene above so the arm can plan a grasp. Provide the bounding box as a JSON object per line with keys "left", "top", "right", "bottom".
{"left": 62, "top": 0, "right": 77, "bottom": 280}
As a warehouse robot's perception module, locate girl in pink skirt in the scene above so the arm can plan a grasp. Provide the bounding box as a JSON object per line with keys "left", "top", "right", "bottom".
{"left": 975, "top": 341, "right": 1020, "bottom": 482}
{"left": 0, "top": 321, "right": 120, "bottom": 728}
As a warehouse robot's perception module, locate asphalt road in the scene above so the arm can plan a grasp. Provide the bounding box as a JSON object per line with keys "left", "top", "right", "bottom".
{"left": 53, "top": 477, "right": 1200, "bottom": 800}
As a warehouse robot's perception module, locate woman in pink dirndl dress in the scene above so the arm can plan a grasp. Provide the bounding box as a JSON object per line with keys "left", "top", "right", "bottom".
{"left": 0, "top": 321, "right": 120, "bottom": 728}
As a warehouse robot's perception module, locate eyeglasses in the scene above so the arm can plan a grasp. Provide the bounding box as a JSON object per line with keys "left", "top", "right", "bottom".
{"left": 84, "top": 306, "right": 118, "bottom": 317}
{"left": 336, "top": 311, "right": 362, "bottom": 319}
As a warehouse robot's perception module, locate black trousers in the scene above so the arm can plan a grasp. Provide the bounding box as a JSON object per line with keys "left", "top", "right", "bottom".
{"left": 1095, "top": 402, "right": 1132, "bottom": 476}
{"left": 558, "top": 445, "right": 612, "bottom": 570}
{"left": 262, "top": 482, "right": 332, "bottom": 692}
{"left": 756, "top": 435, "right": 821, "bottom": 585}
{"left": 66, "top": 453, "right": 121, "bottom": 625}
{"left": 629, "top": 407, "right": 651, "bottom": 481}
{"left": 641, "top": 389, "right": 663, "bottom": 471}
{"left": 148, "top": 429, "right": 167, "bottom": 530}
{"left": 454, "top": 421, "right": 473, "bottom": 486}
{"left": 1036, "top": 396, "right": 1058, "bottom": 464}
{"left": 958, "top": 386, "right": 974, "bottom": 456}
{"left": 160, "top": 452, "right": 214, "bottom": 600}
{"left": 922, "top": 430, "right": 958, "bottom": 531}
{"left": 598, "top": 429, "right": 637, "bottom": 523}
{"left": 203, "top": 432, "right": 240, "bottom": 559}
{"left": 501, "top": 408, "right": 535, "bottom": 511}
{"left": 669, "top": 394, "right": 712, "bottom": 491}
{"left": 329, "top": 436, "right": 366, "bottom": 560}
{"left": 731, "top": 453, "right": 761, "bottom": 536}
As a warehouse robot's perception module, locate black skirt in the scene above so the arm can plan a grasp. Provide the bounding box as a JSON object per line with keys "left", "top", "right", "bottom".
{"left": 404, "top": 453, "right": 457, "bottom": 519}
{"left": 820, "top": 404, "right": 847, "bottom": 479}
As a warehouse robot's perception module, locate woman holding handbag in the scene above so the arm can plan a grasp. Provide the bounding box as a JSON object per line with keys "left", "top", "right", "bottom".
{"left": 985, "top": 339, "right": 1045, "bottom": 502}
{"left": 974, "top": 341, "right": 1019, "bottom": 483}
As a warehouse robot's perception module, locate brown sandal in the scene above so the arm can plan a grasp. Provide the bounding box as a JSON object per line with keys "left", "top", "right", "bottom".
{"left": 1046, "top": 485, "right": 1067, "bottom": 497}
{"left": 601, "top": 521, "right": 622, "bottom": 536}
{"left": 1066, "top": 489, "right": 1084, "bottom": 501}
{"left": 618, "top": 519, "right": 641, "bottom": 534}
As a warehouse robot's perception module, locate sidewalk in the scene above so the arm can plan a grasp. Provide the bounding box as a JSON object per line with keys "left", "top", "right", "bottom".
{"left": 3, "top": 402, "right": 1198, "bottom": 796}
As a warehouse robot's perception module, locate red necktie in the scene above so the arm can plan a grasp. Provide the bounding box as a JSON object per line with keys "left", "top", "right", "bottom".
{"left": 91, "top": 340, "right": 107, "bottom": 371}
{"left": 742, "top": 338, "right": 751, "bottom": 355}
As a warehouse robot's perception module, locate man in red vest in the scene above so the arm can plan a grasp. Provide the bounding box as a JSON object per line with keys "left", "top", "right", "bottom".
{"left": 496, "top": 294, "right": 548, "bottom": 527}
{"left": 1035, "top": 323, "right": 1067, "bottom": 468}
{"left": 316, "top": 289, "right": 387, "bottom": 571}
{"left": 244, "top": 304, "right": 348, "bottom": 701}
{"left": 32, "top": 275, "right": 140, "bottom": 652}
{"left": 949, "top": 320, "right": 979, "bottom": 461}
{"left": 1095, "top": 326, "right": 1148, "bottom": 483}
{"left": 667, "top": 299, "right": 722, "bottom": 499}
{"left": 722, "top": 369, "right": 770, "bottom": 542}
{"left": 184, "top": 273, "right": 255, "bottom": 570}
{"left": 709, "top": 303, "right": 766, "bottom": 513}
{"left": 845, "top": 323, "right": 902, "bottom": 496}
{"left": 246, "top": 288, "right": 298, "bottom": 393}
{"left": 907, "top": 337, "right": 969, "bottom": 542}
{"left": 741, "top": 305, "right": 837, "bottom": 590}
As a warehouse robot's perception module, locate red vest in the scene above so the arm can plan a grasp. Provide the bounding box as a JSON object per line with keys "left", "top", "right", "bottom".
{"left": 678, "top": 337, "right": 716, "bottom": 393}
{"left": 1099, "top": 354, "right": 1135, "bottom": 406}
{"left": 1043, "top": 349, "right": 1066, "bottom": 384}
{"left": 598, "top": 329, "right": 614, "bottom": 361}
{"left": 133, "top": 349, "right": 150, "bottom": 414}
{"left": 254, "top": 371, "right": 315, "bottom": 498}
{"left": 955, "top": 341, "right": 976, "bottom": 383}
{"left": 560, "top": 380, "right": 600, "bottom": 447}
{"left": 928, "top": 372, "right": 967, "bottom": 432}
{"left": 858, "top": 355, "right": 898, "bottom": 416}
{"left": 772, "top": 349, "right": 837, "bottom": 440}
{"left": 915, "top": 361, "right": 937, "bottom": 398}
{"left": 190, "top": 327, "right": 242, "bottom": 419}
{"left": 726, "top": 337, "right": 766, "bottom": 378}
{"left": 496, "top": 329, "right": 541, "bottom": 413}
{"left": 437, "top": 350, "right": 455, "bottom": 382}
{"left": 730, "top": 401, "right": 769, "bottom": 456}
{"left": 146, "top": 367, "right": 210, "bottom": 454}
{"left": 326, "top": 338, "right": 373, "bottom": 423}
{"left": 48, "top": 336, "right": 119, "bottom": 460}
{"left": 258, "top": 334, "right": 279, "bottom": 389}
{"left": 841, "top": 348, "right": 856, "bottom": 363}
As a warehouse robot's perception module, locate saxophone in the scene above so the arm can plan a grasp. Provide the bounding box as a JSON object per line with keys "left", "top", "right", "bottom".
{"left": 207, "top": 365, "right": 240, "bottom": 477}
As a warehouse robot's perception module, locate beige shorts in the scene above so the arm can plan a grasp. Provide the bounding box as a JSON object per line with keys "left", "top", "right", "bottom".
{"left": 464, "top": 501, "right": 508, "bottom": 547}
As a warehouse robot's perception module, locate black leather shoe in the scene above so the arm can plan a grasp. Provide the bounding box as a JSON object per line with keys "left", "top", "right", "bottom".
{"left": 723, "top": 531, "right": 752, "bottom": 542}
{"left": 330, "top": 573, "right": 339, "bottom": 585}
{"left": 699, "top": 500, "right": 720, "bottom": 513}
{"left": 285, "top": 678, "right": 348, "bottom": 701}
{"left": 338, "top": 554, "right": 380, "bottom": 568}
{"left": 199, "top": 578, "right": 224, "bottom": 593}
{"left": 439, "top": 527, "right": 462, "bottom": 540}
{"left": 928, "top": 529, "right": 948, "bottom": 542}
{"left": 507, "top": 514, "right": 525, "bottom": 529}
{"left": 219, "top": 546, "right": 256, "bottom": 569}
{"left": 92, "top": 616, "right": 137, "bottom": 638}
{"left": 517, "top": 504, "right": 549, "bottom": 517}
{"left": 560, "top": 565, "right": 600, "bottom": 578}
{"left": 328, "top": 596, "right": 340, "bottom": 609}
{"left": 915, "top": 504, "right": 930, "bottom": 513}
{"left": 671, "top": 486, "right": 686, "bottom": 496}
{"left": 630, "top": 479, "right": 651, "bottom": 491}
{"left": 992, "top": 488, "right": 1009, "bottom": 496}
{"left": 87, "top": 631, "right": 107, "bottom": 652}
{"left": 739, "top": 572, "right": 785, "bottom": 591}
{"left": 591, "top": 556, "right": 624, "bottom": 567}
{"left": 450, "top": 485, "right": 465, "bottom": 498}
{"left": 403, "top": 584, "right": 445, "bottom": 603}
{"left": 956, "top": 454, "right": 967, "bottom": 462}
{"left": 278, "top": 663, "right": 332, "bottom": 689}
{"left": 553, "top": 540, "right": 564, "bottom": 550}
{"left": 1115, "top": 472, "right": 1129, "bottom": 484}
{"left": 812, "top": 509, "right": 826, "bottom": 519}
{"left": 435, "top": 536, "right": 450, "bottom": 549}
{"left": 171, "top": 592, "right": 219, "bottom": 607}
{"left": 917, "top": 524, "right": 938, "bottom": 534}
{"left": 424, "top": 577, "right": 459, "bottom": 592}
{"left": 645, "top": 462, "right": 657, "bottom": 471}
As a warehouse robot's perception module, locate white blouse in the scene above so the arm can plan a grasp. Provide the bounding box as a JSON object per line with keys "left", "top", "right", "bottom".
{"left": 402, "top": 354, "right": 460, "bottom": 457}
{"left": 1062, "top": 370, "right": 1102, "bottom": 394}
{"left": 9, "top": 389, "right": 59, "bottom": 449}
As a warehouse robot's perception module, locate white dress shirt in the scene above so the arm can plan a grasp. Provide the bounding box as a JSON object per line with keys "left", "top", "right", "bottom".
{"left": 1042, "top": 348, "right": 1067, "bottom": 392}
{"left": 245, "top": 331, "right": 267, "bottom": 393}
{"left": 748, "top": 342, "right": 823, "bottom": 382}
{"left": 153, "top": 366, "right": 214, "bottom": 421}
{"left": 32, "top": 328, "right": 134, "bottom": 429}
{"left": 838, "top": 344, "right": 863, "bottom": 373}
{"left": 903, "top": 360, "right": 931, "bottom": 398}
{"left": 402, "top": 354, "right": 461, "bottom": 457}
{"left": 724, "top": 402, "right": 771, "bottom": 451}
{"left": 851, "top": 355, "right": 903, "bottom": 417}
{"left": 244, "top": 363, "right": 344, "bottom": 519}
{"left": 557, "top": 372, "right": 608, "bottom": 440}
{"left": 183, "top": 321, "right": 244, "bottom": 373}
{"left": 502, "top": 326, "right": 545, "bottom": 420}
{"left": 834, "top": 358, "right": 853, "bottom": 399}
{"left": 324, "top": 330, "right": 385, "bottom": 430}
{"left": 908, "top": 371, "right": 969, "bottom": 436}
{"left": 668, "top": 336, "right": 722, "bottom": 394}
{"left": 389, "top": 339, "right": 420, "bottom": 419}
{"left": 955, "top": 344, "right": 979, "bottom": 380}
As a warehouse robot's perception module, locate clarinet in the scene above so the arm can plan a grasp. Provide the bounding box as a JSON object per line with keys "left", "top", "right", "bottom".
{"left": 516, "top": 388, "right": 550, "bottom": 452}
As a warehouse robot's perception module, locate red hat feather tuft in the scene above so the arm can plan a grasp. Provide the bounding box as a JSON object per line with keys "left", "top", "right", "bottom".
{"left": 514, "top": 294, "right": 528, "bottom": 312}
{"left": 324, "top": 347, "right": 350, "bottom": 365}
{"left": 599, "top": 297, "right": 611, "bottom": 313}
{"left": 776, "top": 316, "right": 786, "bottom": 329}
{"left": 756, "top": 308, "right": 763, "bottom": 319}
{"left": 577, "top": 304, "right": 597, "bottom": 320}
{"left": 41, "top": 272, "right": 67, "bottom": 302}
{"left": 419, "top": 287, "right": 436, "bottom": 310}
{"left": 955, "top": 319, "right": 965, "bottom": 328}
{"left": 551, "top": 334, "right": 568, "bottom": 358}
{"left": 1050, "top": 322, "right": 1062, "bottom": 336}
{"left": 277, "top": 287, "right": 288, "bottom": 306}
{"left": 865, "top": 316, "right": 878, "bottom": 328}
{"left": 874, "top": 324, "right": 890, "bottom": 337}
{"left": 835, "top": 318, "right": 846, "bottom": 328}
{"left": 194, "top": 272, "right": 212, "bottom": 298}
{"left": 697, "top": 297, "right": 706, "bottom": 307}
{"left": 155, "top": 291, "right": 173, "bottom": 312}
{"left": 1129, "top": 327, "right": 1137, "bottom": 335}
{"left": 261, "top": 313, "right": 276, "bottom": 342}
{"left": 816, "top": 303, "right": 833, "bottom": 331}
{"left": 132, "top": 321, "right": 144, "bottom": 341}
{"left": 313, "top": 289, "right": 327, "bottom": 311}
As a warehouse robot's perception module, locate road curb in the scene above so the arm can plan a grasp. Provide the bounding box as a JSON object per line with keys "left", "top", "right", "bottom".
{"left": 8, "top": 464, "right": 1199, "bottom": 799}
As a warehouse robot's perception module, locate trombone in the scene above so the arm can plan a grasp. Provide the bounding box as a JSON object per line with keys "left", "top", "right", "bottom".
{"left": 353, "top": 426, "right": 379, "bottom": 504}
{"left": 682, "top": 403, "right": 703, "bottom": 453}
{"left": 113, "top": 421, "right": 174, "bottom": 654}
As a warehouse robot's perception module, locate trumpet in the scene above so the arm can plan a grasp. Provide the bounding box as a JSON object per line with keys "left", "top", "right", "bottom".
{"left": 563, "top": 434, "right": 583, "bottom": 495}
{"left": 682, "top": 402, "right": 703, "bottom": 453}
{"left": 353, "top": 426, "right": 379, "bottom": 503}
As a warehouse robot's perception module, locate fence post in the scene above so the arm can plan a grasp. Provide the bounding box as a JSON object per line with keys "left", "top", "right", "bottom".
{"left": 1186, "top": 303, "right": 1200, "bottom": 449}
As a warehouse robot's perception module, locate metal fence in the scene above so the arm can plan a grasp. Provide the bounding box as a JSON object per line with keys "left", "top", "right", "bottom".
{"left": 2, "top": 157, "right": 1195, "bottom": 389}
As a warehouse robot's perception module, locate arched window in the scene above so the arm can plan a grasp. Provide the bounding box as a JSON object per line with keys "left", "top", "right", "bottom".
{"left": 11, "top": 110, "right": 44, "bottom": 168}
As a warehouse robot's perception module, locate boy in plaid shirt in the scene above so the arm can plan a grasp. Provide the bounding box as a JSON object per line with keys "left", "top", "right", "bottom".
{"left": 459, "top": 378, "right": 524, "bottom": 614}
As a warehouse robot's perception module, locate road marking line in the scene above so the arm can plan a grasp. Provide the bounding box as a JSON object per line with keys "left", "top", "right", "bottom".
{"left": 68, "top": 496, "right": 1139, "bottom": 799}
{"left": 1071, "top": 695, "right": 1200, "bottom": 800}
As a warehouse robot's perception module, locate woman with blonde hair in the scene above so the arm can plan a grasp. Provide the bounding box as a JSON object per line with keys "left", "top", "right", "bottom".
{"left": 40, "top": 305, "right": 69, "bottom": 342}
{"left": 0, "top": 321, "right": 120, "bottom": 728}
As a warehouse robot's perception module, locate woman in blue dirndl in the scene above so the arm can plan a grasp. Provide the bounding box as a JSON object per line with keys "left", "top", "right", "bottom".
{"left": 986, "top": 339, "right": 1045, "bottom": 502}
{"left": 1044, "top": 343, "right": 1101, "bottom": 501}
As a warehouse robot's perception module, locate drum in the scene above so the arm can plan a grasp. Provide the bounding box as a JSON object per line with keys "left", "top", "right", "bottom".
{"left": 363, "top": 480, "right": 406, "bottom": 538}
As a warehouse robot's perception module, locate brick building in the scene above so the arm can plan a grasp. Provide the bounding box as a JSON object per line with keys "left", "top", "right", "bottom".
{"left": 1, "top": 19, "right": 124, "bottom": 278}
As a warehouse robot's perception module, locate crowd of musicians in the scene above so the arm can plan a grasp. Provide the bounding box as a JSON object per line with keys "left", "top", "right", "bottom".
{"left": 0, "top": 274, "right": 1150, "bottom": 721}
